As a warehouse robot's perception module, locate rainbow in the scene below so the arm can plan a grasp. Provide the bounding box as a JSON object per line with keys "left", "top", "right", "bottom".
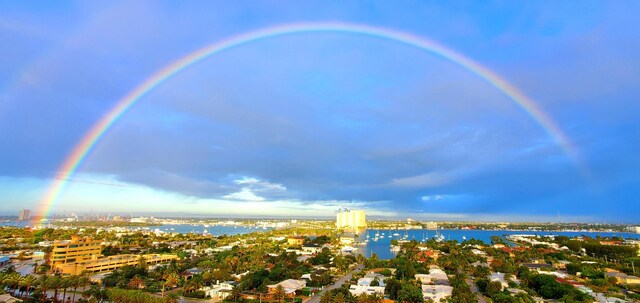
{"left": 37, "top": 22, "right": 585, "bottom": 217}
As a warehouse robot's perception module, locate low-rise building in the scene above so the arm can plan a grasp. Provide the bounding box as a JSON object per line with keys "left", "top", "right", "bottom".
{"left": 267, "top": 279, "right": 307, "bottom": 298}
{"left": 415, "top": 267, "right": 449, "bottom": 285}
{"left": 349, "top": 285, "right": 385, "bottom": 296}
{"left": 490, "top": 272, "right": 509, "bottom": 289}
{"left": 302, "top": 244, "right": 322, "bottom": 254}
{"left": 201, "top": 281, "right": 236, "bottom": 299}
{"left": 421, "top": 285, "right": 453, "bottom": 302}
{"left": 287, "top": 237, "right": 305, "bottom": 246}
{"left": 339, "top": 234, "right": 356, "bottom": 245}
{"left": 54, "top": 254, "right": 178, "bottom": 275}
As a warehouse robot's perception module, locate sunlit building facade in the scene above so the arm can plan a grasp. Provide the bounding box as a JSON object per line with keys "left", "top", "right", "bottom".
{"left": 18, "top": 209, "right": 30, "bottom": 221}
{"left": 50, "top": 235, "right": 102, "bottom": 268}
{"left": 336, "top": 210, "right": 366, "bottom": 228}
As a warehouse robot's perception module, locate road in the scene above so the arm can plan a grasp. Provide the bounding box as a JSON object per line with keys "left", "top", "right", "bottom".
{"left": 304, "top": 265, "right": 363, "bottom": 303}
{"left": 465, "top": 278, "right": 487, "bottom": 303}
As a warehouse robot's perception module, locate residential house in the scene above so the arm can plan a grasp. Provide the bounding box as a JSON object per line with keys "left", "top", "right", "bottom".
{"left": 421, "top": 285, "right": 453, "bottom": 302}
{"left": 415, "top": 267, "right": 449, "bottom": 285}
{"left": 201, "top": 281, "right": 236, "bottom": 300}
{"left": 489, "top": 272, "right": 509, "bottom": 290}
{"left": 268, "top": 279, "right": 307, "bottom": 298}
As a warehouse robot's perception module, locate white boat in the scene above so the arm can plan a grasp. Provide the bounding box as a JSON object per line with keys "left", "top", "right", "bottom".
{"left": 393, "top": 232, "right": 400, "bottom": 237}
{"left": 341, "top": 246, "right": 357, "bottom": 253}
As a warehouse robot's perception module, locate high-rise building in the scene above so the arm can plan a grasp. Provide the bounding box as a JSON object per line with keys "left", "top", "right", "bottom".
{"left": 18, "top": 209, "right": 31, "bottom": 221}
{"left": 336, "top": 210, "right": 366, "bottom": 228}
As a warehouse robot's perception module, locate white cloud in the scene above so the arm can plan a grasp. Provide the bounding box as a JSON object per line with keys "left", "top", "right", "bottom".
{"left": 222, "top": 188, "right": 265, "bottom": 202}
{"left": 421, "top": 194, "right": 446, "bottom": 201}
{"left": 390, "top": 172, "right": 453, "bottom": 188}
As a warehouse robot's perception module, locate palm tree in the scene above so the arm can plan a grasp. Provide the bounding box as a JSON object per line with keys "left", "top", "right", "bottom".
{"left": 161, "top": 272, "right": 180, "bottom": 297}
{"left": 84, "top": 285, "right": 107, "bottom": 303}
{"left": 368, "top": 293, "right": 383, "bottom": 303}
{"left": 59, "top": 276, "right": 71, "bottom": 303}
{"left": 68, "top": 275, "right": 80, "bottom": 303}
{"left": 73, "top": 275, "right": 90, "bottom": 303}
{"left": 319, "top": 291, "right": 333, "bottom": 303}
{"left": 21, "top": 275, "right": 38, "bottom": 300}
{"left": 273, "top": 285, "right": 286, "bottom": 303}
{"left": 48, "top": 275, "right": 61, "bottom": 303}
{"left": 357, "top": 293, "right": 370, "bottom": 303}
{"left": 6, "top": 272, "right": 21, "bottom": 296}
{"left": 36, "top": 275, "right": 50, "bottom": 303}
{"left": 230, "top": 287, "right": 242, "bottom": 303}
{"left": 334, "top": 292, "right": 346, "bottom": 303}
{"left": 128, "top": 275, "right": 145, "bottom": 289}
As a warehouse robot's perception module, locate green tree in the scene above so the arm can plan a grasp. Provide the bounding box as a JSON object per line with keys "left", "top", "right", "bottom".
{"left": 486, "top": 281, "right": 503, "bottom": 297}
{"left": 384, "top": 277, "right": 401, "bottom": 300}
{"left": 397, "top": 284, "right": 423, "bottom": 303}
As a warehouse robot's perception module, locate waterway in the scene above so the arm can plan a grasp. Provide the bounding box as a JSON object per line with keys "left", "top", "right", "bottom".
{"left": 150, "top": 224, "right": 271, "bottom": 236}
{"left": 0, "top": 221, "right": 271, "bottom": 237}
{"left": 356, "top": 229, "right": 640, "bottom": 260}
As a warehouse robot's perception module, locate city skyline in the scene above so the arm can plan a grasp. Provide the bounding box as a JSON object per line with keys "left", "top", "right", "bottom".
{"left": 1, "top": 2, "right": 640, "bottom": 222}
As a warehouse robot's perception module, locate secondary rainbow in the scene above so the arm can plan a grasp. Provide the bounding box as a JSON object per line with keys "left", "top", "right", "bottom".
{"left": 38, "top": 22, "right": 585, "bottom": 216}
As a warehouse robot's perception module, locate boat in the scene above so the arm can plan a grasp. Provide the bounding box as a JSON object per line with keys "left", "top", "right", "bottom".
{"left": 393, "top": 232, "right": 401, "bottom": 237}
{"left": 341, "top": 246, "right": 357, "bottom": 253}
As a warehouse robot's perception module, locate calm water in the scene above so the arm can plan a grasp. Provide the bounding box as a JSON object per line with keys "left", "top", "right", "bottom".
{"left": 152, "top": 224, "right": 271, "bottom": 236}
{"left": 0, "top": 221, "right": 270, "bottom": 237}
{"left": 0, "top": 221, "right": 35, "bottom": 227}
{"left": 356, "top": 229, "right": 640, "bottom": 260}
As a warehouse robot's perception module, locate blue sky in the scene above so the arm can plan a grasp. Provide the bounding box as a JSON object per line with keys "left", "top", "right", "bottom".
{"left": 1, "top": 1, "right": 639, "bottom": 222}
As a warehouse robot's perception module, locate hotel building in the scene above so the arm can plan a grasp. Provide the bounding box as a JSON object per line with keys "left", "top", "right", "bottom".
{"left": 336, "top": 210, "right": 366, "bottom": 229}
{"left": 51, "top": 235, "right": 102, "bottom": 268}
{"left": 50, "top": 235, "right": 177, "bottom": 275}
